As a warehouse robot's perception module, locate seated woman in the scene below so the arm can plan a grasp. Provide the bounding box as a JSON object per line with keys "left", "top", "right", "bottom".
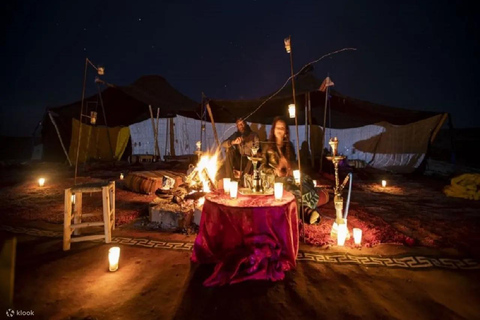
{"left": 260, "top": 116, "right": 322, "bottom": 224}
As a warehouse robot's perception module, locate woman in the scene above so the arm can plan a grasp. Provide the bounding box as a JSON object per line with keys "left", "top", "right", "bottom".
{"left": 260, "top": 116, "right": 321, "bottom": 224}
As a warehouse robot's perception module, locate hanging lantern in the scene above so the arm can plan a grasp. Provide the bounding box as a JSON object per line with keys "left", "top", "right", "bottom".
{"left": 288, "top": 104, "right": 296, "bottom": 118}
{"left": 284, "top": 36, "right": 291, "bottom": 53}
{"left": 97, "top": 66, "right": 105, "bottom": 75}
{"left": 90, "top": 111, "right": 97, "bottom": 125}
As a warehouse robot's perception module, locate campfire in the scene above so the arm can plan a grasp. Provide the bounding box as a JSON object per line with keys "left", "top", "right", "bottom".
{"left": 149, "top": 151, "right": 221, "bottom": 231}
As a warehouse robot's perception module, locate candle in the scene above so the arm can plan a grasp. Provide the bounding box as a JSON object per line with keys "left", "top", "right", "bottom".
{"left": 381, "top": 180, "right": 387, "bottom": 188}
{"left": 337, "top": 224, "right": 347, "bottom": 246}
{"left": 108, "top": 247, "right": 120, "bottom": 272}
{"left": 353, "top": 228, "right": 362, "bottom": 245}
{"left": 230, "top": 181, "right": 238, "bottom": 199}
{"left": 223, "top": 178, "right": 231, "bottom": 194}
{"left": 274, "top": 182, "right": 283, "bottom": 200}
{"left": 38, "top": 178, "right": 45, "bottom": 187}
{"left": 313, "top": 180, "right": 317, "bottom": 187}
{"left": 293, "top": 170, "right": 300, "bottom": 184}
{"left": 120, "top": 173, "right": 124, "bottom": 180}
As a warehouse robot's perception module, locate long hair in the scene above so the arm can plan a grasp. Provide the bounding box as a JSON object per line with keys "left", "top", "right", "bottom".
{"left": 267, "top": 116, "right": 292, "bottom": 161}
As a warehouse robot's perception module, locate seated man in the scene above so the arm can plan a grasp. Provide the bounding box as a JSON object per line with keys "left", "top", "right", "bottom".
{"left": 221, "top": 118, "right": 259, "bottom": 180}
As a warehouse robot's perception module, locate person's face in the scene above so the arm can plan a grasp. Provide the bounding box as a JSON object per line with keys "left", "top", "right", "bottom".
{"left": 236, "top": 120, "right": 246, "bottom": 133}
{"left": 274, "top": 120, "right": 286, "bottom": 141}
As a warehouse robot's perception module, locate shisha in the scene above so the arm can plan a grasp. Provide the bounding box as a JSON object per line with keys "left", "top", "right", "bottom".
{"left": 326, "top": 137, "right": 352, "bottom": 238}
{"left": 247, "top": 144, "right": 263, "bottom": 193}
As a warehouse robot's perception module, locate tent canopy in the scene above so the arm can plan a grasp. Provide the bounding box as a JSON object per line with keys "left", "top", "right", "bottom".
{"left": 205, "top": 73, "right": 444, "bottom": 128}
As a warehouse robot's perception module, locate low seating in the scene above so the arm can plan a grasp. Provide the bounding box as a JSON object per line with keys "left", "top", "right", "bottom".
{"left": 63, "top": 181, "right": 115, "bottom": 251}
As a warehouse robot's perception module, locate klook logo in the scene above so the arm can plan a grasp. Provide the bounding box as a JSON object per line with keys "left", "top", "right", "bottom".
{"left": 5, "top": 309, "right": 35, "bottom": 317}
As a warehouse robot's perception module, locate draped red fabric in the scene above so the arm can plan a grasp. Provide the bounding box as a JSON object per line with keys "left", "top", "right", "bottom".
{"left": 191, "top": 191, "right": 299, "bottom": 286}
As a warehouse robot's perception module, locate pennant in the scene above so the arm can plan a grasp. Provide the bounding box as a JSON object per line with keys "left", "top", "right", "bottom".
{"left": 284, "top": 36, "right": 291, "bottom": 53}
{"left": 319, "top": 76, "right": 334, "bottom": 92}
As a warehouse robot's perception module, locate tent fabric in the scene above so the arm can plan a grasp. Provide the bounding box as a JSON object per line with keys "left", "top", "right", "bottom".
{"left": 42, "top": 75, "right": 199, "bottom": 161}
{"left": 204, "top": 73, "right": 444, "bottom": 128}
{"left": 68, "top": 119, "right": 130, "bottom": 163}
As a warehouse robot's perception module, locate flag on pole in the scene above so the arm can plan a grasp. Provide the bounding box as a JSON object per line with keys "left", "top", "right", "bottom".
{"left": 319, "top": 76, "right": 334, "bottom": 92}
{"left": 284, "top": 36, "right": 291, "bottom": 53}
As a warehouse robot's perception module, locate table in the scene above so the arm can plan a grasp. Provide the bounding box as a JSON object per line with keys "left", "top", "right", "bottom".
{"left": 191, "top": 190, "right": 299, "bottom": 286}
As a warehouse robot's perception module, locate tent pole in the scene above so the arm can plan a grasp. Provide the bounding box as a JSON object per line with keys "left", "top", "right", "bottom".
{"left": 74, "top": 57, "right": 89, "bottom": 185}
{"left": 206, "top": 102, "right": 220, "bottom": 149}
{"left": 319, "top": 86, "right": 329, "bottom": 172}
{"left": 149, "top": 105, "right": 160, "bottom": 158}
{"left": 169, "top": 117, "right": 175, "bottom": 156}
{"left": 97, "top": 83, "right": 114, "bottom": 161}
{"left": 287, "top": 35, "right": 304, "bottom": 241}
{"left": 308, "top": 92, "right": 314, "bottom": 168}
{"left": 156, "top": 108, "right": 161, "bottom": 160}
{"left": 48, "top": 111, "right": 72, "bottom": 166}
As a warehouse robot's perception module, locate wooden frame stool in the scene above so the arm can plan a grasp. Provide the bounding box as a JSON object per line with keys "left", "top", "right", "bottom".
{"left": 63, "top": 181, "right": 115, "bottom": 251}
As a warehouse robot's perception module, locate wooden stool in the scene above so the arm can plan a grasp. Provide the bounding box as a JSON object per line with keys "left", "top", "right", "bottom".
{"left": 63, "top": 181, "right": 115, "bottom": 251}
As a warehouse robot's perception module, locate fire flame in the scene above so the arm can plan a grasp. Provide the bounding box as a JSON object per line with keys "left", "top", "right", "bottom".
{"left": 193, "top": 151, "right": 219, "bottom": 192}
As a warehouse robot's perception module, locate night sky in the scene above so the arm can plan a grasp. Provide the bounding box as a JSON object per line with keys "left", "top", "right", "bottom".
{"left": 1, "top": 0, "right": 479, "bottom": 137}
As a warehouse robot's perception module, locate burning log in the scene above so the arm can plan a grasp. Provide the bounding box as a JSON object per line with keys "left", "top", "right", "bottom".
{"left": 201, "top": 168, "right": 216, "bottom": 192}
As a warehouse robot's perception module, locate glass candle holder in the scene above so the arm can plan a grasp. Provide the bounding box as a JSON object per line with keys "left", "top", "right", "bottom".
{"left": 353, "top": 228, "right": 362, "bottom": 245}
{"left": 274, "top": 182, "right": 283, "bottom": 200}
{"left": 337, "top": 223, "right": 347, "bottom": 246}
{"left": 230, "top": 181, "right": 238, "bottom": 199}
{"left": 223, "top": 178, "right": 231, "bottom": 194}
{"left": 38, "top": 178, "right": 45, "bottom": 187}
{"left": 108, "top": 247, "right": 120, "bottom": 272}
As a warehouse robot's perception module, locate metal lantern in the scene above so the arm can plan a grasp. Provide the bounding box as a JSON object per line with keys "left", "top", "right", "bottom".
{"left": 288, "top": 104, "right": 296, "bottom": 118}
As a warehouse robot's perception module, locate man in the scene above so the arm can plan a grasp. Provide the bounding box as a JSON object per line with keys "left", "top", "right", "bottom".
{"left": 221, "top": 118, "right": 259, "bottom": 180}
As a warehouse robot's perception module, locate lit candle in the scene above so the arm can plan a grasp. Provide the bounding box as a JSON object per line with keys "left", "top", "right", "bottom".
{"left": 230, "top": 181, "right": 238, "bottom": 199}
{"left": 120, "top": 173, "right": 124, "bottom": 180}
{"left": 108, "top": 247, "right": 120, "bottom": 272}
{"left": 274, "top": 182, "right": 284, "bottom": 200}
{"left": 313, "top": 180, "right": 317, "bottom": 187}
{"left": 223, "top": 178, "right": 231, "bottom": 194}
{"left": 381, "top": 180, "right": 387, "bottom": 188}
{"left": 293, "top": 170, "right": 300, "bottom": 184}
{"left": 337, "top": 224, "right": 347, "bottom": 246}
{"left": 353, "top": 228, "right": 362, "bottom": 245}
{"left": 288, "top": 104, "right": 296, "bottom": 118}
{"left": 38, "top": 178, "right": 45, "bottom": 187}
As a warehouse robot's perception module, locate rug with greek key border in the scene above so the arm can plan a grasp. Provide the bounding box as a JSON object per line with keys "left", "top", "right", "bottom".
{"left": 1, "top": 225, "right": 478, "bottom": 270}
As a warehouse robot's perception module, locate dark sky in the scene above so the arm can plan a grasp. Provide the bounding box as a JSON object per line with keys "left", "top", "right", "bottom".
{"left": 1, "top": 0, "right": 479, "bottom": 137}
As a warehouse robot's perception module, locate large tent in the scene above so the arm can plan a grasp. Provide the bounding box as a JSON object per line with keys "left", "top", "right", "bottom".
{"left": 41, "top": 75, "right": 199, "bottom": 163}
{"left": 201, "top": 73, "right": 448, "bottom": 173}
{"left": 41, "top": 73, "right": 448, "bottom": 173}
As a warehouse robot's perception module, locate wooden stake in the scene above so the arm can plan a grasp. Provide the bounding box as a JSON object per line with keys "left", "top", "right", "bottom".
{"left": 48, "top": 112, "right": 72, "bottom": 166}
{"left": 206, "top": 102, "right": 220, "bottom": 149}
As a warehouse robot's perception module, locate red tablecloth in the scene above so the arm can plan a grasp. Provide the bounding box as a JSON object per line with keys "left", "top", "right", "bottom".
{"left": 191, "top": 190, "right": 299, "bottom": 286}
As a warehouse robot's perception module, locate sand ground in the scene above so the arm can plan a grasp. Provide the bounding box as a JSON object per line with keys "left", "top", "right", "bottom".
{"left": 1, "top": 162, "right": 480, "bottom": 320}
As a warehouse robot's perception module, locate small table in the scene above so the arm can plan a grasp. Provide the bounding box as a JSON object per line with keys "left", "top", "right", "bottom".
{"left": 191, "top": 190, "right": 298, "bottom": 286}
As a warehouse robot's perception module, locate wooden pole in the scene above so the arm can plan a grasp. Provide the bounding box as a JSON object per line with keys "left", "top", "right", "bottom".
{"left": 287, "top": 36, "right": 304, "bottom": 241}
{"left": 169, "top": 117, "right": 175, "bottom": 156}
{"left": 74, "top": 57, "right": 89, "bottom": 185}
{"left": 308, "top": 92, "right": 314, "bottom": 168}
{"left": 48, "top": 111, "right": 72, "bottom": 166}
{"left": 149, "top": 105, "right": 160, "bottom": 158}
{"left": 155, "top": 108, "right": 161, "bottom": 160}
{"left": 319, "top": 86, "right": 329, "bottom": 172}
{"left": 206, "top": 102, "right": 220, "bottom": 149}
